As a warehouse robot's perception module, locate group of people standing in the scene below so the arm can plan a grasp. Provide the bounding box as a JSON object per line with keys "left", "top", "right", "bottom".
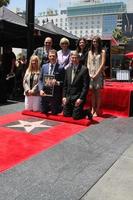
{"left": 23, "top": 35, "right": 106, "bottom": 119}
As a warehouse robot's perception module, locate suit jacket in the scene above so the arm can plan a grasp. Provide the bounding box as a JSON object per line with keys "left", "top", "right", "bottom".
{"left": 34, "top": 47, "right": 49, "bottom": 66}
{"left": 63, "top": 64, "right": 90, "bottom": 102}
{"left": 39, "top": 62, "right": 64, "bottom": 98}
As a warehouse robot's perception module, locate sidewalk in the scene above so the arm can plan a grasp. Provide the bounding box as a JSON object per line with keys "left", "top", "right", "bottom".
{"left": 81, "top": 143, "right": 133, "bottom": 200}
{"left": 0, "top": 101, "right": 133, "bottom": 200}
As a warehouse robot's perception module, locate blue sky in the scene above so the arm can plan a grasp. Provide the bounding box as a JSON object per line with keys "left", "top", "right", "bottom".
{"left": 8, "top": 0, "right": 58, "bottom": 15}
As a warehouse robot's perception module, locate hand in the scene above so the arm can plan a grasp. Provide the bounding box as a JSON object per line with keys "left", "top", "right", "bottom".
{"left": 62, "top": 97, "right": 67, "bottom": 106}
{"left": 51, "top": 79, "right": 59, "bottom": 86}
{"left": 75, "top": 99, "right": 83, "bottom": 107}
{"left": 92, "top": 74, "right": 98, "bottom": 80}
{"left": 40, "top": 90, "right": 46, "bottom": 96}
{"left": 27, "top": 90, "right": 33, "bottom": 96}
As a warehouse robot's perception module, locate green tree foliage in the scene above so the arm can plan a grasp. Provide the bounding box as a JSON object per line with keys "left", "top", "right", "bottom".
{"left": 113, "top": 28, "right": 128, "bottom": 44}
{"left": 0, "top": 0, "right": 10, "bottom": 7}
{"left": 113, "top": 28, "right": 123, "bottom": 41}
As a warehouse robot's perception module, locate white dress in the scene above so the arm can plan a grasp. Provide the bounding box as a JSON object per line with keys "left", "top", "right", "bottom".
{"left": 87, "top": 50, "right": 104, "bottom": 89}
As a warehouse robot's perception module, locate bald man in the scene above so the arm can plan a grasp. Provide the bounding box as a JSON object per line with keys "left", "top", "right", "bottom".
{"left": 34, "top": 37, "right": 53, "bottom": 67}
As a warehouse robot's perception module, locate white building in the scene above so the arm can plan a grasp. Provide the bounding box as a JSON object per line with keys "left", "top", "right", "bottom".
{"left": 126, "top": 0, "right": 133, "bottom": 13}
{"left": 37, "top": 1, "right": 126, "bottom": 38}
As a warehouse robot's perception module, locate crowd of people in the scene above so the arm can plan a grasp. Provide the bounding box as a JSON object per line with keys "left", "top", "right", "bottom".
{"left": 0, "top": 35, "right": 106, "bottom": 119}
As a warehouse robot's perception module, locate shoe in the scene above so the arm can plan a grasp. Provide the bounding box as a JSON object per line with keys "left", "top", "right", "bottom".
{"left": 93, "top": 112, "right": 98, "bottom": 117}
{"left": 87, "top": 112, "right": 93, "bottom": 120}
{"left": 84, "top": 109, "right": 93, "bottom": 120}
{"left": 6, "top": 73, "right": 15, "bottom": 80}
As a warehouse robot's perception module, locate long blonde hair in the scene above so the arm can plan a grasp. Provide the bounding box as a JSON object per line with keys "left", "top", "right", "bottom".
{"left": 26, "top": 55, "right": 40, "bottom": 74}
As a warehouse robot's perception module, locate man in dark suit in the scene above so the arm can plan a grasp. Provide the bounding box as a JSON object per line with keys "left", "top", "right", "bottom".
{"left": 62, "top": 51, "right": 90, "bottom": 120}
{"left": 39, "top": 49, "right": 64, "bottom": 114}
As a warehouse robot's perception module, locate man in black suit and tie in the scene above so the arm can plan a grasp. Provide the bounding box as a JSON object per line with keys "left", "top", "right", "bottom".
{"left": 62, "top": 51, "right": 90, "bottom": 120}
{"left": 39, "top": 49, "right": 64, "bottom": 114}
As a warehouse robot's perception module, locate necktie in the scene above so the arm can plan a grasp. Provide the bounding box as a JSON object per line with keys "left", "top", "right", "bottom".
{"left": 71, "top": 66, "right": 76, "bottom": 83}
{"left": 50, "top": 64, "right": 54, "bottom": 75}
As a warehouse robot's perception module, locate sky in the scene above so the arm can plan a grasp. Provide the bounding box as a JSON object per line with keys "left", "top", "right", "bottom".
{"left": 7, "top": 0, "right": 126, "bottom": 15}
{"left": 8, "top": 0, "right": 59, "bottom": 15}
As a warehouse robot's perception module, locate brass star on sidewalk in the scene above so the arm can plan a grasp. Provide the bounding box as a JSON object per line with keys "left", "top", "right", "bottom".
{"left": 7, "top": 120, "right": 51, "bottom": 133}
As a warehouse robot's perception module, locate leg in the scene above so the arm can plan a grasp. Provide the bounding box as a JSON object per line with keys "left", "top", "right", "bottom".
{"left": 72, "top": 103, "right": 84, "bottom": 120}
{"left": 63, "top": 101, "right": 73, "bottom": 117}
{"left": 32, "top": 96, "right": 41, "bottom": 112}
{"left": 41, "top": 96, "right": 50, "bottom": 113}
{"left": 25, "top": 95, "right": 33, "bottom": 110}
{"left": 95, "top": 89, "right": 102, "bottom": 116}
{"left": 91, "top": 90, "right": 96, "bottom": 115}
{"left": 50, "top": 97, "right": 62, "bottom": 115}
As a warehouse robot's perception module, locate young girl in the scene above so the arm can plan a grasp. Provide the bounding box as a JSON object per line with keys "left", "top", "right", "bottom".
{"left": 23, "top": 55, "right": 41, "bottom": 111}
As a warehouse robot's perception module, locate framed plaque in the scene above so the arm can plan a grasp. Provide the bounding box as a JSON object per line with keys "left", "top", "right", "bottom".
{"left": 43, "top": 75, "right": 55, "bottom": 96}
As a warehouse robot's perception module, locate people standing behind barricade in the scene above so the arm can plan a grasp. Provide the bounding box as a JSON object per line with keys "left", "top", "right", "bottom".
{"left": 39, "top": 49, "right": 65, "bottom": 115}
{"left": 62, "top": 51, "right": 91, "bottom": 120}
{"left": 1, "top": 46, "right": 16, "bottom": 101}
{"left": 23, "top": 55, "right": 41, "bottom": 112}
{"left": 34, "top": 37, "right": 53, "bottom": 67}
{"left": 76, "top": 37, "right": 88, "bottom": 65}
{"left": 87, "top": 36, "right": 106, "bottom": 117}
{"left": 57, "top": 37, "right": 71, "bottom": 70}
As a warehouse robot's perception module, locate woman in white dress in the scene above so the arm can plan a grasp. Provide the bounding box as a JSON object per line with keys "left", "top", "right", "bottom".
{"left": 23, "top": 55, "right": 41, "bottom": 111}
{"left": 87, "top": 36, "right": 106, "bottom": 116}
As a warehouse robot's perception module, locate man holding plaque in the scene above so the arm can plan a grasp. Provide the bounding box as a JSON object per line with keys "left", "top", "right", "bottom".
{"left": 39, "top": 49, "right": 65, "bottom": 114}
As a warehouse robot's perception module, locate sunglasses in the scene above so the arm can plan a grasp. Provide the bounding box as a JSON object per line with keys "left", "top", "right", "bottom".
{"left": 45, "top": 42, "right": 51, "bottom": 44}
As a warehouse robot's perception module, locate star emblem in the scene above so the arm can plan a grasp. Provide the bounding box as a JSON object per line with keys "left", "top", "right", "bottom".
{"left": 7, "top": 120, "right": 51, "bottom": 133}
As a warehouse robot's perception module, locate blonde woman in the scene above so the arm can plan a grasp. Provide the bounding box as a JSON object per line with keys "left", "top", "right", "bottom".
{"left": 23, "top": 55, "right": 41, "bottom": 111}
{"left": 87, "top": 36, "right": 106, "bottom": 116}
{"left": 57, "top": 37, "right": 71, "bottom": 70}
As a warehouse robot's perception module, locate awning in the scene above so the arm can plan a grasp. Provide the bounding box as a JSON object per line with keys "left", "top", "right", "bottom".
{"left": 125, "top": 52, "right": 133, "bottom": 59}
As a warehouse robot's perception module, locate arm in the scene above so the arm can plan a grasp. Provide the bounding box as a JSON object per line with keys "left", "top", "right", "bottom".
{"left": 31, "top": 74, "right": 40, "bottom": 94}
{"left": 23, "top": 73, "right": 30, "bottom": 94}
{"left": 75, "top": 67, "right": 89, "bottom": 107}
{"left": 79, "top": 67, "right": 90, "bottom": 100}
{"left": 10, "top": 58, "right": 16, "bottom": 73}
{"left": 62, "top": 70, "right": 68, "bottom": 105}
{"left": 38, "top": 66, "right": 44, "bottom": 91}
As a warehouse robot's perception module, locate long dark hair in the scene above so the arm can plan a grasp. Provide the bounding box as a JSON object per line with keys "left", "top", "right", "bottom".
{"left": 76, "top": 37, "right": 88, "bottom": 53}
{"left": 90, "top": 36, "right": 102, "bottom": 55}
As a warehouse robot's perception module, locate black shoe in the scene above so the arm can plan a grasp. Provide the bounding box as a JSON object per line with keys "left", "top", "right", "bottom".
{"left": 87, "top": 112, "right": 93, "bottom": 120}
{"left": 84, "top": 109, "right": 93, "bottom": 120}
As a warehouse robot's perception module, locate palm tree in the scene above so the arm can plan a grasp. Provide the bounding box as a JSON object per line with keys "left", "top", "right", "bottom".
{"left": 0, "top": 0, "right": 10, "bottom": 7}
{"left": 113, "top": 28, "right": 123, "bottom": 41}
{"left": 113, "top": 28, "right": 128, "bottom": 44}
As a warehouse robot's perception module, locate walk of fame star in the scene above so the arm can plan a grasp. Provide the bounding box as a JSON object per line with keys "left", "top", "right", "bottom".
{"left": 7, "top": 120, "right": 52, "bottom": 133}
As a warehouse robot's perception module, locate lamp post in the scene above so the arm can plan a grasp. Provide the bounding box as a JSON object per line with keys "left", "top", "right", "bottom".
{"left": 26, "top": 0, "right": 35, "bottom": 62}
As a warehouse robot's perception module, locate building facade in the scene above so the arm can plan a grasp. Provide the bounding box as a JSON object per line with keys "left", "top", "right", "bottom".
{"left": 37, "top": 1, "right": 126, "bottom": 38}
